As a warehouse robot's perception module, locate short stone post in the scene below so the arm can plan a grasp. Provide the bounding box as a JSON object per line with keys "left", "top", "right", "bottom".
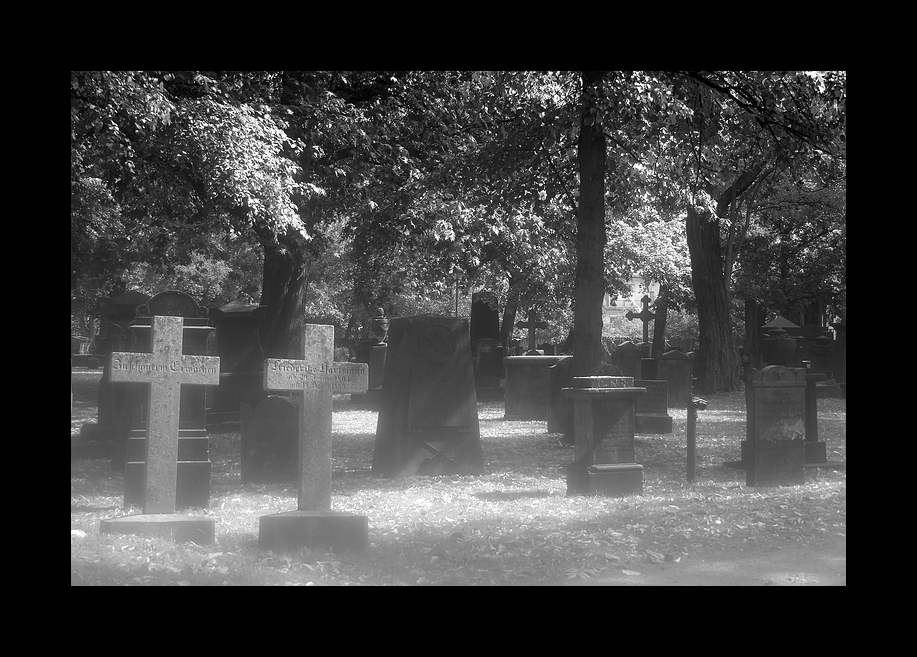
{"left": 686, "top": 395, "right": 707, "bottom": 483}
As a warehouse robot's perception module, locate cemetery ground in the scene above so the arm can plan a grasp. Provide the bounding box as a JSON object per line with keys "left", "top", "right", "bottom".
{"left": 71, "top": 370, "right": 846, "bottom": 586}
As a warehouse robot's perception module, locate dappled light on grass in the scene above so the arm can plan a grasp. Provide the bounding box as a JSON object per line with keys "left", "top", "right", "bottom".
{"left": 72, "top": 390, "right": 845, "bottom": 585}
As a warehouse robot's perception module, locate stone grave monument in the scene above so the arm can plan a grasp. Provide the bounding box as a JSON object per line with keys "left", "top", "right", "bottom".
{"left": 562, "top": 376, "right": 646, "bottom": 497}
{"left": 99, "top": 314, "right": 220, "bottom": 544}
{"left": 372, "top": 315, "right": 483, "bottom": 478}
{"left": 207, "top": 299, "right": 268, "bottom": 424}
{"left": 744, "top": 365, "right": 807, "bottom": 487}
{"left": 656, "top": 349, "right": 694, "bottom": 408}
{"left": 258, "top": 325, "right": 370, "bottom": 552}
{"left": 240, "top": 396, "right": 299, "bottom": 483}
{"left": 351, "top": 308, "right": 389, "bottom": 408}
{"left": 117, "top": 291, "right": 216, "bottom": 507}
{"left": 633, "top": 379, "right": 673, "bottom": 433}
{"left": 610, "top": 341, "right": 644, "bottom": 379}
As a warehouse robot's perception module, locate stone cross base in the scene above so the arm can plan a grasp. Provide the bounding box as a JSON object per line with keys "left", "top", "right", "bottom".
{"left": 259, "top": 510, "right": 369, "bottom": 552}
{"left": 100, "top": 514, "right": 216, "bottom": 545}
{"left": 566, "top": 463, "right": 644, "bottom": 497}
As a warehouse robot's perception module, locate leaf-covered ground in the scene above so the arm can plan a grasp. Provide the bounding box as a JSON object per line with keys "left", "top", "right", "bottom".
{"left": 71, "top": 370, "right": 846, "bottom": 586}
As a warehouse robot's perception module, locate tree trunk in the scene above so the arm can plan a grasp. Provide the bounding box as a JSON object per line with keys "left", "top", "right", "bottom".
{"left": 258, "top": 239, "right": 312, "bottom": 359}
{"left": 572, "top": 71, "right": 607, "bottom": 378}
{"left": 685, "top": 207, "right": 742, "bottom": 393}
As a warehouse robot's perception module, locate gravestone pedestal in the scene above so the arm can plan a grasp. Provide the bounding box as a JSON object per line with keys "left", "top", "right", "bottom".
{"left": 259, "top": 510, "right": 369, "bottom": 552}
{"left": 745, "top": 367, "right": 807, "bottom": 487}
{"left": 100, "top": 514, "right": 216, "bottom": 545}
{"left": 562, "top": 377, "right": 645, "bottom": 497}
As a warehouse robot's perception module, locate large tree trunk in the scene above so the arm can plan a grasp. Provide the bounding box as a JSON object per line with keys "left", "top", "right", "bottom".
{"left": 258, "top": 239, "right": 313, "bottom": 359}
{"left": 685, "top": 207, "right": 742, "bottom": 393}
{"left": 571, "top": 71, "right": 607, "bottom": 378}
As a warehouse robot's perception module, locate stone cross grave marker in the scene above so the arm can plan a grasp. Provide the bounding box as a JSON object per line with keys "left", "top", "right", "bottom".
{"left": 516, "top": 309, "right": 549, "bottom": 354}
{"left": 263, "top": 325, "right": 368, "bottom": 511}
{"left": 108, "top": 315, "right": 221, "bottom": 514}
{"left": 625, "top": 295, "right": 656, "bottom": 346}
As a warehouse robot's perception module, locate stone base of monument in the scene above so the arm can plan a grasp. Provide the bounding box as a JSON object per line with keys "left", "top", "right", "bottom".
{"left": 740, "top": 439, "right": 828, "bottom": 467}
{"left": 566, "top": 462, "right": 644, "bottom": 497}
{"left": 746, "top": 441, "right": 806, "bottom": 487}
{"left": 258, "top": 510, "right": 369, "bottom": 552}
{"left": 100, "top": 514, "right": 216, "bottom": 545}
{"left": 634, "top": 413, "right": 673, "bottom": 433}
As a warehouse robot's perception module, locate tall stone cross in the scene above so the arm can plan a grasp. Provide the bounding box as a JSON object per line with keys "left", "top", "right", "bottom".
{"left": 625, "top": 295, "right": 656, "bottom": 346}
{"left": 516, "top": 310, "right": 549, "bottom": 353}
{"left": 263, "top": 325, "right": 368, "bottom": 511}
{"left": 109, "top": 315, "right": 221, "bottom": 514}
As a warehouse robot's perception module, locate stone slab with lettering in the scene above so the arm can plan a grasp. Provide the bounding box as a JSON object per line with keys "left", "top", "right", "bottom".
{"left": 372, "top": 315, "right": 483, "bottom": 478}
{"left": 744, "top": 367, "right": 806, "bottom": 486}
{"left": 258, "top": 324, "right": 370, "bottom": 552}
{"left": 656, "top": 350, "right": 694, "bottom": 408}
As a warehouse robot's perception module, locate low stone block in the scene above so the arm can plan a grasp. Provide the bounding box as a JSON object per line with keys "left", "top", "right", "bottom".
{"left": 259, "top": 510, "right": 369, "bottom": 552}
{"left": 566, "top": 462, "right": 644, "bottom": 497}
{"left": 100, "top": 513, "right": 216, "bottom": 545}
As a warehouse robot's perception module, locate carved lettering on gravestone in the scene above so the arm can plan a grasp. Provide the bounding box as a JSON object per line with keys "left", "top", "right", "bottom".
{"left": 109, "top": 315, "right": 220, "bottom": 514}
{"left": 263, "top": 325, "right": 368, "bottom": 511}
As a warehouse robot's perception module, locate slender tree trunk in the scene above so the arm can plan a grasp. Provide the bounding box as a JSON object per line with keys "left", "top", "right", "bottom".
{"left": 258, "top": 239, "right": 312, "bottom": 359}
{"left": 572, "top": 71, "right": 607, "bottom": 377}
{"left": 685, "top": 207, "right": 742, "bottom": 393}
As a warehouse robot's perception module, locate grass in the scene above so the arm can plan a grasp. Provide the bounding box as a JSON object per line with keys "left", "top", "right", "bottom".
{"left": 71, "top": 371, "right": 846, "bottom": 586}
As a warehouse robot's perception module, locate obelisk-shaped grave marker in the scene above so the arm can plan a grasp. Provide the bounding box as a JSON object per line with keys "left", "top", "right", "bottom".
{"left": 258, "top": 324, "right": 370, "bottom": 551}
{"left": 99, "top": 315, "right": 220, "bottom": 544}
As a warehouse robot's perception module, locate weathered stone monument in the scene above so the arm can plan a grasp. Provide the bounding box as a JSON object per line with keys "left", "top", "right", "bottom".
{"left": 656, "top": 349, "right": 694, "bottom": 408}
{"left": 240, "top": 396, "right": 299, "bottom": 483}
{"left": 504, "top": 353, "right": 568, "bottom": 420}
{"left": 610, "top": 341, "right": 644, "bottom": 379}
{"left": 207, "top": 299, "right": 268, "bottom": 424}
{"left": 258, "top": 325, "right": 370, "bottom": 552}
{"left": 562, "top": 376, "right": 646, "bottom": 497}
{"left": 372, "top": 315, "right": 483, "bottom": 478}
{"left": 625, "top": 295, "right": 655, "bottom": 353}
{"left": 633, "top": 379, "right": 673, "bottom": 433}
{"left": 744, "top": 366, "right": 806, "bottom": 487}
{"left": 351, "top": 308, "right": 389, "bottom": 408}
{"left": 117, "top": 292, "right": 216, "bottom": 508}
{"left": 516, "top": 309, "right": 549, "bottom": 355}
{"left": 99, "top": 314, "right": 220, "bottom": 544}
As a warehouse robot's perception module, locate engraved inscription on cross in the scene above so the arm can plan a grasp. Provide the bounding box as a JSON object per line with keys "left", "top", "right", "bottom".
{"left": 109, "top": 315, "right": 221, "bottom": 514}
{"left": 263, "top": 325, "right": 368, "bottom": 511}
{"left": 625, "top": 295, "right": 656, "bottom": 346}
{"left": 516, "top": 309, "right": 549, "bottom": 354}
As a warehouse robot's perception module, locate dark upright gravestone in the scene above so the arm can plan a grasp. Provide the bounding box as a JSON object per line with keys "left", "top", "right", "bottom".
{"left": 547, "top": 356, "right": 574, "bottom": 434}
{"left": 504, "top": 354, "right": 567, "bottom": 420}
{"left": 80, "top": 290, "right": 150, "bottom": 443}
{"left": 351, "top": 309, "right": 389, "bottom": 408}
{"left": 99, "top": 314, "right": 220, "bottom": 544}
{"left": 207, "top": 299, "right": 268, "bottom": 424}
{"left": 372, "top": 315, "right": 483, "bottom": 478}
{"left": 633, "top": 379, "right": 673, "bottom": 433}
{"left": 625, "top": 295, "right": 655, "bottom": 355}
{"left": 745, "top": 366, "right": 806, "bottom": 487}
{"left": 516, "top": 309, "right": 549, "bottom": 355}
{"left": 562, "top": 376, "right": 646, "bottom": 496}
{"left": 610, "top": 341, "right": 643, "bottom": 379}
{"left": 240, "top": 396, "right": 298, "bottom": 484}
{"left": 119, "top": 291, "right": 216, "bottom": 509}
{"left": 656, "top": 350, "right": 694, "bottom": 408}
{"left": 258, "top": 325, "right": 370, "bottom": 552}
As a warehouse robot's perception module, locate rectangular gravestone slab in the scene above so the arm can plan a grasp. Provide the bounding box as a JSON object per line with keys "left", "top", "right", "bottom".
{"left": 566, "top": 463, "right": 644, "bottom": 497}
{"left": 747, "top": 378, "right": 807, "bottom": 486}
{"left": 634, "top": 379, "right": 673, "bottom": 433}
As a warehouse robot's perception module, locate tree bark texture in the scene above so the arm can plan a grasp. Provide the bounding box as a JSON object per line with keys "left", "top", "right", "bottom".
{"left": 685, "top": 207, "right": 742, "bottom": 393}
{"left": 572, "top": 71, "right": 607, "bottom": 378}
{"left": 258, "top": 240, "right": 312, "bottom": 359}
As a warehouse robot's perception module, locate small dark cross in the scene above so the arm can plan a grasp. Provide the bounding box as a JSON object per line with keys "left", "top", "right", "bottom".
{"left": 516, "top": 310, "right": 549, "bottom": 353}
{"left": 625, "top": 295, "right": 656, "bottom": 345}
{"left": 263, "top": 325, "right": 368, "bottom": 511}
{"left": 109, "top": 315, "right": 221, "bottom": 514}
